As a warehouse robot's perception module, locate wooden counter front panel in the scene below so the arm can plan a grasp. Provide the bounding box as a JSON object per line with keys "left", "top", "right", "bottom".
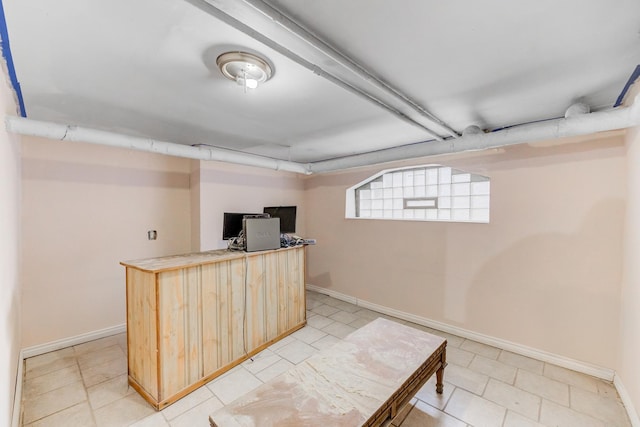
{"left": 126, "top": 247, "right": 306, "bottom": 408}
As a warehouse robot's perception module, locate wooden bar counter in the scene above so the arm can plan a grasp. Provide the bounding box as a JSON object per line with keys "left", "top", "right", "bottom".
{"left": 121, "top": 246, "right": 306, "bottom": 410}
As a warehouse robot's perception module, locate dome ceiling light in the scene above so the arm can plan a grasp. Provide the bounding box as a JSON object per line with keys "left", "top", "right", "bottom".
{"left": 216, "top": 51, "right": 273, "bottom": 91}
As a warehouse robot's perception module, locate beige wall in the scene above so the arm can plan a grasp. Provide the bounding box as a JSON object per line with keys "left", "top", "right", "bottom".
{"left": 21, "top": 138, "right": 192, "bottom": 347}
{"left": 620, "top": 123, "right": 640, "bottom": 416}
{"left": 0, "top": 74, "right": 22, "bottom": 425}
{"left": 194, "top": 160, "right": 306, "bottom": 251}
{"left": 304, "top": 134, "right": 626, "bottom": 368}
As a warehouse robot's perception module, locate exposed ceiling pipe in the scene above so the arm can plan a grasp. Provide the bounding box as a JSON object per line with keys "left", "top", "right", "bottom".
{"left": 4, "top": 117, "right": 311, "bottom": 175}
{"left": 189, "top": 0, "right": 458, "bottom": 140}
{"left": 309, "top": 94, "right": 640, "bottom": 174}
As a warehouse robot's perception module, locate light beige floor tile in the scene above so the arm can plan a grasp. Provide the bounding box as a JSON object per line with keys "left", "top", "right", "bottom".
{"left": 570, "top": 386, "right": 631, "bottom": 427}
{"left": 255, "top": 358, "right": 295, "bottom": 382}
{"left": 207, "top": 367, "right": 263, "bottom": 404}
{"left": 498, "top": 351, "right": 544, "bottom": 375}
{"left": 595, "top": 380, "right": 619, "bottom": 399}
{"left": 74, "top": 336, "right": 121, "bottom": 356}
{"left": 353, "top": 307, "right": 384, "bottom": 320}
{"left": 129, "top": 412, "right": 170, "bottom": 427}
{"left": 242, "top": 348, "right": 281, "bottom": 374}
{"left": 115, "top": 333, "right": 127, "bottom": 351}
{"left": 330, "top": 310, "right": 359, "bottom": 324}
{"left": 310, "top": 334, "right": 341, "bottom": 351}
{"left": 170, "top": 397, "right": 224, "bottom": 427}
{"left": 306, "top": 298, "right": 324, "bottom": 309}
{"left": 539, "top": 399, "right": 605, "bottom": 427}
{"left": 86, "top": 374, "right": 134, "bottom": 410}
{"left": 265, "top": 335, "right": 295, "bottom": 351}
{"left": 93, "top": 392, "right": 156, "bottom": 427}
{"left": 447, "top": 347, "right": 475, "bottom": 368}
{"left": 81, "top": 356, "right": 128, "bottom": 388}
{"left": 399, "top": 399, "right": 467, "bottom": 427}
{"left": 460, "top": 340, "right": 501, "bottom": 359}
{"left": 274, "top": 339, "right": 317, "bottom": 364}
{"left": 77, "top": 344, "right": 125, "bottom": 371}
{"left": 25, "top": 402, "right": 95, "bottom": 427}
{"left": 23, "top": 364, "right": 82, "bottom": 399}
{"left": 161, "top": 385, "right": 213, "bottom": 420}
{"left": 324, "top": 299, "right": 360, "bottom": 313}
{"left": 349, "top": 317, "right": 373, "bottom": 329}
{"left": 429, "top": 331, "right": 465, "bottom": 348}
{"left": 444, "top": 363, "right": 489, "bottom": 395}
{"left": 321, "top": 321, "right": 357, "bottom": 339}
{"left": 469, "top": 355, "right": 517, "bottom": 384}
{"left": 515, "top": 369, "right": 569, "bottom": 406}
{"left": 543, "top": 364, "right": 599, "bottom": 393}
{"left": 23, "top": 380, "right": 87, "bottom": 424}
{"left": 414, "top": 376, "right": 455, "bottom": 410}
{"left": 390, "top": 398, "right": 417, "bottom": 427}
{"left": 25, "top": 349, "right": 77, "bottom": 380}
{"left": 310, "top": 304, "right": 341, "bottom": 317}
{"left": 503, "top": 411, "right": 545, "bottom": 427}
{"left": 444, "top": 388, "right": 506, "bottom": 427}
{"left": 306, "top": 314, "right": 335, "bottom": 329}
{"left": 291, "top": 325, "right": 327, "bottom": 344}
{"left": 483, "top": 378, "right": 540, "bottom": 420}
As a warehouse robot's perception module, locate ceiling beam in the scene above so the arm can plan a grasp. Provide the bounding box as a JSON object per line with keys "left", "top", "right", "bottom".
{"left": 188, "top": 0, "right": 459, "bottom": 141}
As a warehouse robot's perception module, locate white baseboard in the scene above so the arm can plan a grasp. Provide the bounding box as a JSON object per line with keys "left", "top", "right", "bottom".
{"left": 306, "top": 284, "right": 614, "bottom": 381}
{"left": 22, "top": 323, "right": 126, "bottom": 359}
{"left": 11, "top": 349, "right": 24, "bottom": 427}
{"left": 614, "top": 374, "right": 640, "bottom": 427}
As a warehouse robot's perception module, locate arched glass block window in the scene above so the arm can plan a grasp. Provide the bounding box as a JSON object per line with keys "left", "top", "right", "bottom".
{"left": 346, "top": 164, "right": 490, "bottom": 223}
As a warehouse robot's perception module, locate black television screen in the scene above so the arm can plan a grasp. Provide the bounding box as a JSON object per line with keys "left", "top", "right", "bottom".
{"left": 263, "top": 206, "right": 297, "bottom": 234}
{"left": 223, "top": 212, "right": 260, "bottom": 240}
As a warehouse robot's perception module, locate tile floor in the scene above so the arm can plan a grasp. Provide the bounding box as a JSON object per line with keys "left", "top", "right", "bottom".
{"left": 21, "top": 291, "right": 632, "bottom": 427}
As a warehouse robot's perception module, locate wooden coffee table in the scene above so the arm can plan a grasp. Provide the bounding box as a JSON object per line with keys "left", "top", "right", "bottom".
{"left": 209, "top": 317, "right": 447, "bottom": 426}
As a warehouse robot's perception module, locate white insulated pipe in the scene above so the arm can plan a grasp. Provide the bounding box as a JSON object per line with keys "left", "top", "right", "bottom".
{"left": 309, "top": 94, "right": 640, "bottom": 174}
{"left": 4, "top": 117, "right": 311, "bottom": 174}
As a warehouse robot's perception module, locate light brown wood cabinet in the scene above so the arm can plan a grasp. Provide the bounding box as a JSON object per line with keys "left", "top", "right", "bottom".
{"left": 121, "top": 246, "right": 306, "bottom": 410}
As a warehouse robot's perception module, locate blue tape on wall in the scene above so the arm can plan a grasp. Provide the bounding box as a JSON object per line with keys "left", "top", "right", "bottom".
{"left": 614, "top": 65, "right": 640, "bottom": 107}
{"left": 0, "top": 0, "right": 26, "bottom": 117}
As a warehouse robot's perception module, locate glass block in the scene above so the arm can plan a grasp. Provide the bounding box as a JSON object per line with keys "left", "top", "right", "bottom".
{"left": 393, "top": 199, "right": 403, "bottom": 209}
{"left": 471, "top": 181, "right": 490, "bottom": 195}
{"left": 426, "top": 168, "right": 438, "bottom": 184}
{"left": 426, "top": 209, "right": 438, "bottom": 220}
{"left": 404, "top": 187, "right": 414, "bottom": 197}
{"left": 438, "top": 184, "right": 451, "bottom": 196}
{"left": 471, "top": 209, "right": 490, "bottom": 222}
{"left": 372, "top": 200, "right": 383, "bottom": 210}
{"left": 383, "top": 210, "right": 393, "bottom": 219}
{"left": 371, "top": 181, "right": 383, "bottom": 189}
{"left": 452, "top": 173, "right": 471, "bottom": 183}
{"left": 438, "top": 167, "right": 452, "bottom": 184}
{"left": 471, "top": 195, "right": 490, "bottom": 209}
{"left": 384, "top": 199, "right": 393, "bottom": 210}
{"left": 452, "top": 196, "right": 470, "bottom": 208}
{"left": 383, "top": 188, "right": 393, "bottom": 199}
{"left": 372, "top": 189, "right": 383, "bottom": 199}
{"left": 452, "top": 183, "right": 470, "bottom": 196}
{"left": 426, "top": 185, "right": 438, "bottom": 197}
{"left": 414, "top": 186, "right": 426, "bottom": 197}
{"left": 403, "top": 210, "right": 415, "bottom": 219}
{"left": 393, "top": 210, "right": 403, "bottom": 219}
{"left": 438, "top": 196, "right": 451, "bottom": 208}
{"left": 403, "top": 170, "right": 414, "bottom": 186}
{"left": 438, "top": 209, "right": 451, "bottom": 220}
{"left": 414, "top": 209, "right": 426, "bottom": 219}
{"left": 372, "top": 210, "right": 383, "bottom": 218}
{"left": 452, "top": 209, "right": 470, "bottom": 221}
{"left": 360, "top": 200, "right": 372, "bottom": 210}
{"left": 383, "top": 174, "right": 393, "bottom": 188}
{"left": 393, "top": 187, "right": 403, "bottom": 198}
{"left": 393, "top": 172, "right": 403, "bottom": 187}
{"left": 414, "top": 170, "right": 426, "bottom": 186}
{"left": 360, "top": 210, "right": 371, "bottom": 218}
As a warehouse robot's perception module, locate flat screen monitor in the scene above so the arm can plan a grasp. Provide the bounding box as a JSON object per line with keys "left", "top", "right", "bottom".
{"left": 223, "top": 212, "right": 260, "bottom": 240}
{"left": 263, "top": 206, "right": 297, "bottom": 234}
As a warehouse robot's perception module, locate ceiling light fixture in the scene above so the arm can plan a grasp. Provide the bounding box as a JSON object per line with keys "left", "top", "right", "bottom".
{"left": 216, "top": 51, "right": 273, "bottom": 92}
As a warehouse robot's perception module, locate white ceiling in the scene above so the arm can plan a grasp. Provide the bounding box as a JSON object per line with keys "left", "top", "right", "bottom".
{"left": 3, "top": 0, "right": 639, "bottom": 164}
